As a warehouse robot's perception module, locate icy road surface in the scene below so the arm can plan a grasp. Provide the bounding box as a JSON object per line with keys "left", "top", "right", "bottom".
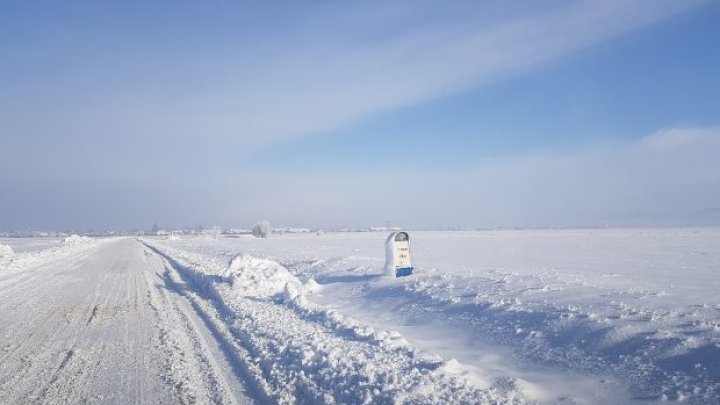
{"left": 0, "top": 238, "right": 252, "bottom": 404}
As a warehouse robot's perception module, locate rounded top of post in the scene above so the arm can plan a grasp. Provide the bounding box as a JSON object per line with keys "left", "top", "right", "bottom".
{"left": 385, "top": 231, "right": 410, "bottom": 245}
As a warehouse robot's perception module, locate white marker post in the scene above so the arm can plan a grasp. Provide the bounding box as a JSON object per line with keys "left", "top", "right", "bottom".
{"left": 385, "top": 231, "right": 414, "bottom": 277}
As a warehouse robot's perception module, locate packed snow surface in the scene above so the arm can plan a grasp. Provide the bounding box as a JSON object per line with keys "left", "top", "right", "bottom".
{"left": 1, "top": 228, "right": 718, "bottom": 404}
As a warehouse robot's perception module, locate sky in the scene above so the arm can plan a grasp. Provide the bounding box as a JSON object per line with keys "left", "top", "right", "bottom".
{"left": 1, "top": 0, "right": 720, "bottom": 231}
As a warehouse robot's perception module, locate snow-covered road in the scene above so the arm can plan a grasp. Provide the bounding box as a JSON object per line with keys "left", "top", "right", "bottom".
{"left": 0, "top": 238, "right": 251, "bottom": 404}
{"left": 0, "top": 237, "right": 517, "bottom": 404}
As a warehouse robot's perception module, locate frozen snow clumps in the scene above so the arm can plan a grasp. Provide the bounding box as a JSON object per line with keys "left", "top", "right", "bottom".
{"left": 226, "top": 254, "right": 304, "bottom": 301}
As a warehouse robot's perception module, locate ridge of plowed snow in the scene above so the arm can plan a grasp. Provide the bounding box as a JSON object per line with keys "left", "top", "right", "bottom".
{"left": 226, "top": 254, "right": 304, "bottom": 301}
{"left": 144, "top": 239, "right": 525, "bottom": 404}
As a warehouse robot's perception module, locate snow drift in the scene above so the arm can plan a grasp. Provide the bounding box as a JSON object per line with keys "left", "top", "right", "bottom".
{"left": 226, "top": 254, "right": 304, "bottom": 302}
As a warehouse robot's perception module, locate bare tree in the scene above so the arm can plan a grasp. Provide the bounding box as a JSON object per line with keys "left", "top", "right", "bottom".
{"left": 252, "top": 221, "right": 271, "bottom": 238}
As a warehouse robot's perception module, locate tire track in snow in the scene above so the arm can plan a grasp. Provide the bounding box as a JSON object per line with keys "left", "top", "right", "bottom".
{"left": 86, "top": 304, "right": 101, "bottom": 326}
{"left": 144, "top": 245, "right": 273, "bottom": 404}
{"left": 142, "top": 246, "right": 254, "bottom": 404}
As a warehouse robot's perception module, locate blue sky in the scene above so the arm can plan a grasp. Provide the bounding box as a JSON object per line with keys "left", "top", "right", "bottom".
{"left": 255, "top": 3, "right": 720, "bottom": 170}
{"left": 1, "top": 1, "right": 719, "bottom": 231}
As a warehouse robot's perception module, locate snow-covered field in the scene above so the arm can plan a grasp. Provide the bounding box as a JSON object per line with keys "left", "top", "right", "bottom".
{"left": 1, "top": 228, "right": 718, "bottom": 404}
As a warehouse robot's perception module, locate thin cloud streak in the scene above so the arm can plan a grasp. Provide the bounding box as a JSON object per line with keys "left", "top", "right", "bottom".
{"left": 2, "top": 0, "right": 706, "bottom": 151}
{"left": 142, "top": 0, "right": 705, "bottom": 146}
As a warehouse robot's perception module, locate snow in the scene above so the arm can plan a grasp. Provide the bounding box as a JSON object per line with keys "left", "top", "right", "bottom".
{"left": 0, "top": 238, "right": 252, "bottom": 404}
{"left": 0, "top": 235, "right": 102, "bottom": 276}
{"left": 226, "top": 253, "right": 304, "bottom": 299}
{"left": 1, "top": 229, "right": 718, "bottom": 403}
{"left": 143, "top": 240, "right": 505, "bottom": 402}
{"left": 154, "top": 228, "right": 720, "bottom": 403}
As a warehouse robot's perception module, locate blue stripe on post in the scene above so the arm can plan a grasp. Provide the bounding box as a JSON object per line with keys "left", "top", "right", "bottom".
{"left": 395, "top": 267, "right": 414, "bottom": 277}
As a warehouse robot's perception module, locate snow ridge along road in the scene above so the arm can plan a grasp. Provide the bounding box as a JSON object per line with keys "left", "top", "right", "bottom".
{"left": 143, "top": 239, "right": 524, "bottom": 404}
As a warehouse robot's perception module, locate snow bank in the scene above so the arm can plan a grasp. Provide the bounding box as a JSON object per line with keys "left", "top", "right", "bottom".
{"left": 304, "top": 278, "right": 323, "bottom": 294}
{"left": 226, "top": 254, "right": 304, "bottom": 301}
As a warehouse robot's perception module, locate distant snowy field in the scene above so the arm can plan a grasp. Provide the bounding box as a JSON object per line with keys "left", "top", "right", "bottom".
{"left": 0, "top": 237, "right": 64, "bottom": 254}
{"left": 153, "top": 228, "right": 720, "bottom": 403}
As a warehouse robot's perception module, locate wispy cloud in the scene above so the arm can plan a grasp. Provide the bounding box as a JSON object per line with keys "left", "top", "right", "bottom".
{"left": 143, "top": 0, "right": 706, "bottom": 146}
{"left": 1, "top": 0, "right": 706, "bottom": 151}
